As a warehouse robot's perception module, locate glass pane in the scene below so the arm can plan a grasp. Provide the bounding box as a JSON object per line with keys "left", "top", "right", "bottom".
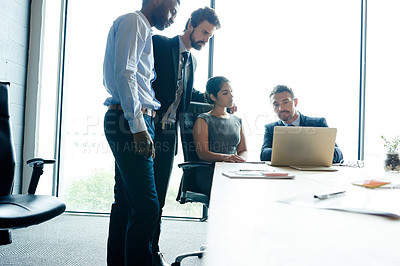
{"left": 35, "top": 0, "right": 63, "bottom": 195}
{"left": 364, "top": 0, "right": 400, "bottom": 167}
{"left": 214, "top": 0, "right": 361, "bottom": 162}
{"left": 60, "top": 0, "right": 209, "bottom": 216}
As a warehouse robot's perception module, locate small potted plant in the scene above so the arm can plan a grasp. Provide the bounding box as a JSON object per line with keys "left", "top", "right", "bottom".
{"left": 381, "top": 135, "right": 400, "bottom": 171}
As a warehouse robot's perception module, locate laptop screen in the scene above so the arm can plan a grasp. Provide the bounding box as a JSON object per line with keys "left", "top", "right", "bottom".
{"left": 270, "top": 126, "right": 337, "bottom": 167}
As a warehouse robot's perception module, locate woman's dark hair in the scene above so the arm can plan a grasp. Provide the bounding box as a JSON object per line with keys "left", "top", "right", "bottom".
{"left": 206, "top": 76, "right": 230, "bottom": 104}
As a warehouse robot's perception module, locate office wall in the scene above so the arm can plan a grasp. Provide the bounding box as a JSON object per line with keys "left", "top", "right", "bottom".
{"left": 0, "top": 0, "right": 31, "bottom": 192}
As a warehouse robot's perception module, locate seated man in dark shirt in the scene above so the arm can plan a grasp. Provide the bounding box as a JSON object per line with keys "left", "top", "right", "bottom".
{"left": 260, "top": 85, "right": 343, "bottom": 163}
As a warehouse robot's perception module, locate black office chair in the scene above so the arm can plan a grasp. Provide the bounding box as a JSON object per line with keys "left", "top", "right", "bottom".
{"left": 172, "top": 102, "right": 213, "bottom": 266}
{"left": 0, "top": 81, "right": 66, "bottom": 245}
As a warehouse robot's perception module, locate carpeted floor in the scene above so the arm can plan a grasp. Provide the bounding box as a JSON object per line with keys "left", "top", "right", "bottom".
{"left": 0, "top": 214, "right": 207, "bottom": 265}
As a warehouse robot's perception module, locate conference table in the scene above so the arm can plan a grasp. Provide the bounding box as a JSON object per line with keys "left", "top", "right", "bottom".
{"left": 203, "top": 162, "right": 400, "bottom": 266}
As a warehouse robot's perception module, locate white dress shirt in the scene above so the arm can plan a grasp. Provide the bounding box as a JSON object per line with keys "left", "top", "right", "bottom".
{"left": 103, "top": 11, "right": 160, "bottom": 134}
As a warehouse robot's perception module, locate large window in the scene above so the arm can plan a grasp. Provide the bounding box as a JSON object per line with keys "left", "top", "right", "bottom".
{"left": 214, "top": 0, "right": 361, "bottom": 162}
{"left": 34, "top": 0, "right": 64, "bottom": 195}
{"left": 58, "top": 0, "right": 209, "bottom": 215}
{"left": 33, "top": 0, "right": 400, "bottom": 214}
{"left": 364, "top": 0, "right": 400, "bottom": 167}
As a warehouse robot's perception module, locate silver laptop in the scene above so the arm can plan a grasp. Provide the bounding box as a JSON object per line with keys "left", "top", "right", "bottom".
{"left": 270, "top": 126, "right": 337, "bottom": 171}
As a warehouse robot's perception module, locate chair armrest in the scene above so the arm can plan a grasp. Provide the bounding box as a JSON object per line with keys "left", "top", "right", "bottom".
{"left": 26, "top": 158, "right": 55, "bottom": 195}
{"left": 176, "top": 161, "right": 212, "bottom": 205}
{"left": 27, "top": 158, "right": 56, "bottom": 167}
{"left": 178, "top": 161, "right": 212, "bottom": 170}
{"left": 183, "top": 191, "right": 209, "bottom": 207}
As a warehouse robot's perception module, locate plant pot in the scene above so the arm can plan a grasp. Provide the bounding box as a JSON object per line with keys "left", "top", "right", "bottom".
{"left": 384, "top": 153, "right": 400, "bottom": 172}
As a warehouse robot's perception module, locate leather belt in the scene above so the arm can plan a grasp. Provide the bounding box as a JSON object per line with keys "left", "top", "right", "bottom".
{"left": 161, "top": 122, "right": 176, "bottom": 130}
{"left": 108, "top": 104, "right": 123, "bottom": 110}
{"left": 108, "top": 104, "right": 156, "bottom": 118}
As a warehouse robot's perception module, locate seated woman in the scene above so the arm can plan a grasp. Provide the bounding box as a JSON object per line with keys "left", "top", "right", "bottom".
{"left": 193, "top": 76, "right": 248, "bottom": 196}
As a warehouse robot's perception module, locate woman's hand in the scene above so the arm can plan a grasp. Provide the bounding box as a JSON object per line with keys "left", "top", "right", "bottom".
{"left": 222, "top": 154, "right": 246, "bottom": 163}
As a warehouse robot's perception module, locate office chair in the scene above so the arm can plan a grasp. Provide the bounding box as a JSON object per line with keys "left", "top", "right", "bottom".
{"left": 0, "top": 81, "right": 66, "bottom": 245}
{"left": 172, "top": 102, "right": 213, "bottom": 266}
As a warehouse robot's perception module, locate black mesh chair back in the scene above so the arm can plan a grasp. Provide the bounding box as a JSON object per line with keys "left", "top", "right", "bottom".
{"left": 0, "top": 82, "right": 15, "bottom": 196}
{"left": 180, "top": 102, "right": 213, "bottom": 162}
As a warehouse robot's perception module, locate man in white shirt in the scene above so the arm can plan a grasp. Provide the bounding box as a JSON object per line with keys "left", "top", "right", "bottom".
{"left": 103, "top": 0, "right": 180, "bottom": 265}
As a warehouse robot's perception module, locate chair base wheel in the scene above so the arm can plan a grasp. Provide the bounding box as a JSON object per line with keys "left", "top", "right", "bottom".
{"left": 173, "top": 245, "right": 207, "bottom": 265}
{"left": 0, "top": 230, "right": 12, "bottom": 245}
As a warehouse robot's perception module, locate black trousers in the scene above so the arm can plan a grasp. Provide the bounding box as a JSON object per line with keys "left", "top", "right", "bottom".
{"left": 104, "top": 110, "right": 159, "bottom": 266}
{"left": 152, "top": 122, "right": 177, "bottom": 253}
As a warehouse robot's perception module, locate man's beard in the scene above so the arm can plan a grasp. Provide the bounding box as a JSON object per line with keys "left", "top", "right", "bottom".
{"left": 190, "top": 32, "right": 205, "bottom": 51}
{"left": 279, "top": 111, "right": 293, "bottom": 122}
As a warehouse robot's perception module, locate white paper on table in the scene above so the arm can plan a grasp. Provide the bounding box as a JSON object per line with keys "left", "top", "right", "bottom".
{"left": 278, "top": 188, "right": 400, "bottom": 218}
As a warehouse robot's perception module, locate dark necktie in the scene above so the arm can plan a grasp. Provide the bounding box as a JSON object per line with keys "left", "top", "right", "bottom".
{"left": 182, "top": 51, "right": 189, "bottom": 68}
{"left": 181, "top": 51, "right": 189, "bottom": 92}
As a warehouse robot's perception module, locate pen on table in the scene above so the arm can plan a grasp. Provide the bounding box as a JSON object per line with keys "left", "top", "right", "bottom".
{"left": 239, "top": 169, "right": 275, "bottom": 172}
{"left": 314, "top": 191, "right": 346, "bottom": 200}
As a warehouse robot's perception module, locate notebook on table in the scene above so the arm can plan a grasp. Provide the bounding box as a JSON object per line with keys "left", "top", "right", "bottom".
{"left": 270, "top": 126, "right": 338, "bottom": 171}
